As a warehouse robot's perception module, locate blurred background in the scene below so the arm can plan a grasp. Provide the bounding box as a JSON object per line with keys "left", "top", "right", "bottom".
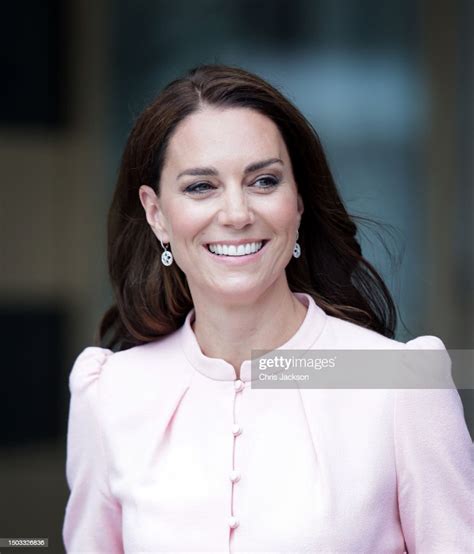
{"left": 0, "top": 0, "right": 472, "bottom": 550}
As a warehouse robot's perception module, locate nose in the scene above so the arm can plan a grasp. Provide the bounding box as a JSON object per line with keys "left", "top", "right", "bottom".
{"left": 216, "top": 186, "right": 254, "bottom": 229}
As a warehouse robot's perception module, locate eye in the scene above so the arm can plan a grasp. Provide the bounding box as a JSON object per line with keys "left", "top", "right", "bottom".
{"left": 184, "top": 182, "right": 215, "bottom": 194}
{"left": 253, "top": 175, "right": 280, "bottom": 189}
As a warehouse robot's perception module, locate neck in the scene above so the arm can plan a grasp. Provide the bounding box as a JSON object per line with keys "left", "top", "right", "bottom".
{"left": 190, "top": 278, "right": 307, "bottom": 379}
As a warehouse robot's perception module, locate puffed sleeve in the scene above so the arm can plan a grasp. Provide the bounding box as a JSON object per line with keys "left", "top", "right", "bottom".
{"left": 395, "top": 335, "right": 474, "bottom": 553}
{"left": 63, "top": 347, "right": 124, "bottom": 553}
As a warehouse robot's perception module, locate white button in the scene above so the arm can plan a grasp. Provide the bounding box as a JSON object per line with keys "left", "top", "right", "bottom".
{"left": 232, "top": 423, "right": 242, "bottom": 436}
{"left": 229, "top": 470, "right": 241, "bottom": 482}
{"left": 228, "top": 516, "right": 239, "bottom": 529}
{"left": 234, "top": 379, "right": 244, "bottom": 392}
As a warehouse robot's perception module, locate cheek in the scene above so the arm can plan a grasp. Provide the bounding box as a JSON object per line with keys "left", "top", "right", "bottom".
{"left": 263, "top": 192, "right": 300, "bottom": 231}
{"left": 166, "top": 202, "right": 208, "bottom": 248}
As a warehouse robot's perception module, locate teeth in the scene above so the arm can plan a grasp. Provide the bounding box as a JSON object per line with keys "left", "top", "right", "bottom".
{"left": 208, "top": 241, "right": 264, "bottom": 256}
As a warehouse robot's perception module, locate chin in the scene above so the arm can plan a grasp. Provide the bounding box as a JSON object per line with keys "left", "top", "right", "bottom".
{"left": 208, "top": 279, "right": 274, "bottom": 305}
{"left": 187, "top": 270, "right": 286, "bottom": 305}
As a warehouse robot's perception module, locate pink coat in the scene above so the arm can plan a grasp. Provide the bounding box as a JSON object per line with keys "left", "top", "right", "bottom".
{"left": 63, "top": 293, "right": 473, "bottom": 553}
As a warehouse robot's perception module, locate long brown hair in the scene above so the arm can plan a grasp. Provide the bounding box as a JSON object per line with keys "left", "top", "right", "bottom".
{"left": 97, "top": 64, "right": 397, "bottom": 351}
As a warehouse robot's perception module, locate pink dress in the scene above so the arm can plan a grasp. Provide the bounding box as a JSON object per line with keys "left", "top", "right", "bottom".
{"left": 63, "top": 293, "right": 473, "bottom": 553}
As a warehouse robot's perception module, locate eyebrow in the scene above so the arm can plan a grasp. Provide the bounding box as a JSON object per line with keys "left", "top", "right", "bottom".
{"left": 176, "top": 157, "right": 284, "bottom": 180}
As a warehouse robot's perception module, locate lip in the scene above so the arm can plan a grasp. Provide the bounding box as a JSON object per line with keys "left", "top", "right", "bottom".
{"left": 205, "top": 238, "right": 268, "bottom": 246}
{"left": 203, "top": 240, "right": 269, "bottom": 265}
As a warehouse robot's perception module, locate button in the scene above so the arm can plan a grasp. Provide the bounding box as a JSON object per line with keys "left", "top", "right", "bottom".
{"left": 229, "top": 470, "right": 241, "bottom": 483}
{"left": 232, "top": 423, "right": 242, "bottom": 436}
{"left": 234, "top": 379, "right": 244, "bottom": 392}
{"left": 228, "top": 516, "right": 239, "bottom": 529}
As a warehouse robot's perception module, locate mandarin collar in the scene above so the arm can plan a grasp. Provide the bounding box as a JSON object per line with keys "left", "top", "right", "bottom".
{"left": 180, "top": 292, "right": 327, "bottom": 382}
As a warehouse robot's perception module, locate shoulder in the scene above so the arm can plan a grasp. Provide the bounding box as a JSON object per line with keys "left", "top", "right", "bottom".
{"left": 320, "top": 317, "right": 455, "bottom": 391}
{"left": 323, "top": 314, "right": 449, "bottom": 353}
{"left": 68, "top": 335, "right": 193, "bottom": 427}
{"left": 70, "top": 332, "right": 192, "bottom": 392}
{"left": 403, "top": 334, "right": 447, "bottom": 350}
{"left": 322, "top": 314, "right": 402, "bottom": 349}
{"left": 67, "top": 340, "right": 193, "bottom": 476}
{"left": 69, "top": 346, "right": 114, "bottom": 394}
{"left": 391, "top": 336, "right": 471, "bottom": 454}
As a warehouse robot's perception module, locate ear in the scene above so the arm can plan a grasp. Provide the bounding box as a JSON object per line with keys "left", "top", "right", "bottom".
{"left": 297, "top": 192, "right": 304, "bottom": 223}
{"left": 138, "top": 185, "right": 171, "bottom": 243}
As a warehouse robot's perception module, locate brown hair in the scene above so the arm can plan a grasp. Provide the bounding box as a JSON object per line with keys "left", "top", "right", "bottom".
{"left": 97, "top": 64, "right": 397, "bottom": 351}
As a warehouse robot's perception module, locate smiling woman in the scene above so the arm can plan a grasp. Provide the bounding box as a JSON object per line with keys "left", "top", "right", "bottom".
{"left": 63, "top": 65, "right": 473, "bottom": 553}
{"left": 100, "top": 64, "right": 398, "bottom": 351}
{"left": 138, "top": 106, "right": 305, "bottom": 345}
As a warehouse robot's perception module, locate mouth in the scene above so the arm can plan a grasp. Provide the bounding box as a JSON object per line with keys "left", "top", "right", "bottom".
{"left": 205, "top": 240, "right": 269, "bottom": 257}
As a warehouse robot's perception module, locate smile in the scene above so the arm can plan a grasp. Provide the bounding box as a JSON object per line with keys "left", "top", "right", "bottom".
{"left": 207, "top": 241, "right": 267, "bottom": 257}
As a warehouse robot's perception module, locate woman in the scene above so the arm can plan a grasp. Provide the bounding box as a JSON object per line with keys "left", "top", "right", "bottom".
{"left": 63, "top": 64, "right": 473, "bottom": 553}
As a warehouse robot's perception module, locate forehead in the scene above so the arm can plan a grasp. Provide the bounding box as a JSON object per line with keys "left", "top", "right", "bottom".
{"left": 164, "top": 107, "right": 288, "bottom": 169}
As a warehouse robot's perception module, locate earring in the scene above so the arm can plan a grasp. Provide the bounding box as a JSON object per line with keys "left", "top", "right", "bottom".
{"left": 160, "top": 239, "right": 174, "bottom": 266}
{"left": 293, "top": 230, "right": 301, "bottom": 258}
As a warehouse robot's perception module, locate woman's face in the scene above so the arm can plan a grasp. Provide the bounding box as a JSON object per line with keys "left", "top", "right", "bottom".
{"left": 139, "top": 106, "right": 303, "bottom": 303}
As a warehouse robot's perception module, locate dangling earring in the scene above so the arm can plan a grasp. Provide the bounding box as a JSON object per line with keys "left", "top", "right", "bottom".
{"left": 293, "top": 230, "right": 301, "bottom": 258}
{"left": 160, "top": 239, "right": 174, "bottom": 266}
